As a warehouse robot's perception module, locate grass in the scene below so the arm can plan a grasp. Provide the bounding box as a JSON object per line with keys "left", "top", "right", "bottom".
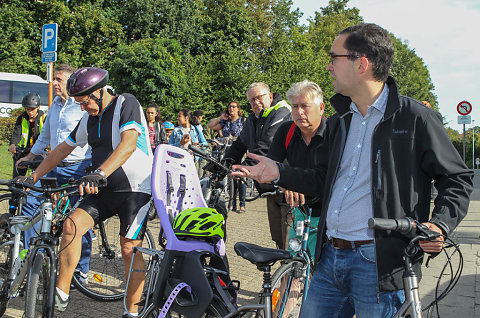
{"left": 0, "top": 142, "right": 13, "bottom": 180}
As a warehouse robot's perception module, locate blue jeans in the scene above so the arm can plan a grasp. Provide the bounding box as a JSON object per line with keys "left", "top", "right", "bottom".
{"left": 232, "top": 179, "right": 246, "bottom": 208}
{"left": 22, "top": 160, "right": 92, "bottom": 273}
{"left": 300, "top": 242, "right": 404, "bottom": 318}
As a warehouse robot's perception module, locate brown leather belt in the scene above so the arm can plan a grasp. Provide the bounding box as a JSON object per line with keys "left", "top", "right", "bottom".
{"left": 329, "top": 237, "right": 374, "bottom": 250}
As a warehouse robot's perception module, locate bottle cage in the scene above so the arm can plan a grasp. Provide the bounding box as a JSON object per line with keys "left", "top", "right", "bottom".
{"left": 152, "top": 144, "right": 225, "bottom": 254}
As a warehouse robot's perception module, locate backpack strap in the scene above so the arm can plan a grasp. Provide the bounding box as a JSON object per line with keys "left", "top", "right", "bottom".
{"left": 285, "top": 122, "right": 296, "bottom": 149}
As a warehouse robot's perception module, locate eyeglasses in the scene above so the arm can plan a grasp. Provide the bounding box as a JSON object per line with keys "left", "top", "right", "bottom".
{"left": 329, "top": 53, "right": 360, "bottom": 65}
{"left": 228, "top": 104, "right": 238, "bottom": 108}
{"left": 249, "top": 93, "right": 269, "bottom": 104}
{"left": 77, "top": 95, "right": 91, "bottom": 107}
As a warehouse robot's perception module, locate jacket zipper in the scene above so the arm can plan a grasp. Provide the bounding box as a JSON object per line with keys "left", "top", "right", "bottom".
{"left": 372, "top": 123, "right": 382, "bottom": 302}
{"left": 375, "top": 149, "right": 382, "bottom": 190}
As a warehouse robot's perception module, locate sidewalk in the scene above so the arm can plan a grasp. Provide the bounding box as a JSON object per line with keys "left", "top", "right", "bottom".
{"left": 419, "top": 192, "right": 480, "bottom": 317}
{"left": 3, "top": 193, "right": 480, "bottom": 317}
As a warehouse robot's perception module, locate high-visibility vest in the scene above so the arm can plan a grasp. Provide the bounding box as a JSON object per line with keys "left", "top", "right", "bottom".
{"left": 18, "top": 113, "right": 46, "bottom": 148}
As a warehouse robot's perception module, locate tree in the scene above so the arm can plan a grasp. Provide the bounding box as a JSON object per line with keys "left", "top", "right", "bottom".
{"left": 0, "top": 1, "right": 44, "bottom": 75}
{"left": 109, "top": 37, "right": 188, "bottom": 118}
{"left": 390, "top": 37, "right": 438, "bottom": 109}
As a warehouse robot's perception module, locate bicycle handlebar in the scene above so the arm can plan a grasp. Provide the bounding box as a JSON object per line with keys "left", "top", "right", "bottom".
{"left": 17, "top": 159, "right": 44, "bottom": 168}
{"left": 206, "top": 138, "right": 233, "bottom": 147}
{"left": 368, "top": 217, "right": 442, "bottom": 241}
{"left": 0, "top": 178, "right": 82, "bottom": 197}
{"left": 244, "top": 188, "right": 282, "bottom": 202}
{"left": 188, "top": 145, "right": 231, "bottom": 175}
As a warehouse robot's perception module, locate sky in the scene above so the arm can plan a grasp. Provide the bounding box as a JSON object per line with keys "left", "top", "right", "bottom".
{"left": 291, "top": 0, "right": 480, "bottom": 132}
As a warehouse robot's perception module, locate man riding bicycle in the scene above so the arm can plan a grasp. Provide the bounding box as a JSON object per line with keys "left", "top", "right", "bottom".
{"left": 24, "top": 67, "right": 153, "bottom": 317}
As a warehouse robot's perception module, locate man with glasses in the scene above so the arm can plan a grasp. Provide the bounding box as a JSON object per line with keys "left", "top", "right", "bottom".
{"left": 16, "top": 63, "right": 93, "bottom": 289}
{"left": 226, "top": 82, "right": 292, "bottom": 249}
{"left": 232, "top": 24, "right": 472, "bottom": 317}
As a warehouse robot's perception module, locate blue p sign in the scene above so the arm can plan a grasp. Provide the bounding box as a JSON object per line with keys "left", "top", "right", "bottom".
{"left": 42, "top": 23, "right": 58, "bottom": 53}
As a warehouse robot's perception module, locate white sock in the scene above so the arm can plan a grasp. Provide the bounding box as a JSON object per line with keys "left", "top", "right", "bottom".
{"left": 124, "top": 312, "right": 138, "bottom": 317}
{"left": 56, "top": 287, "right": 69, "bottom": 301}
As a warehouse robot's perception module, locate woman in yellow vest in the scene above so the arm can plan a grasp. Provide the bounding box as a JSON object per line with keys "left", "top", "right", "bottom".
{"left": 8, "top": 93, "right": 46, "bottom": 177}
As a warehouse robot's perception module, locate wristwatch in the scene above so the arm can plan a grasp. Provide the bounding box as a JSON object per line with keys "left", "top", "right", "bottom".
{"left": 94, "top": 168, "right": 107, "bottom": 178}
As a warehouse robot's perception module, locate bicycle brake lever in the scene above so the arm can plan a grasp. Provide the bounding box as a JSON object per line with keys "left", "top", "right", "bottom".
{"left": 425, "top": 252, "right": 440, "bottom": 268}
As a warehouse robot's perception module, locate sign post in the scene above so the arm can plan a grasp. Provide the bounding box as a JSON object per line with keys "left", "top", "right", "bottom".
{"left": 42, "top": 23, "right": 58, "bottom": 108}
{"left": 457, "top": 101, "right": 473, "bottom": 162}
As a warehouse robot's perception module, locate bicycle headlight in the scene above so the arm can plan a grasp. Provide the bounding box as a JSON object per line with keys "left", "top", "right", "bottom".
{"left": 288, "top": 237, "right": 302, "bottom": 252}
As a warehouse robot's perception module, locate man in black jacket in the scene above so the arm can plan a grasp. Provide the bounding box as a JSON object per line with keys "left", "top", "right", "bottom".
{"left": 226, "top": 82, "right": 291, "bottom": 249}
{"left": 232, "top": 24, "right": 473, "bottom": 317}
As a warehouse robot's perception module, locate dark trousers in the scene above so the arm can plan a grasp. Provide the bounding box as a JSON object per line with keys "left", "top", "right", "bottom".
{"left": 266, "top": 193, "right": 292, "bottom": 250}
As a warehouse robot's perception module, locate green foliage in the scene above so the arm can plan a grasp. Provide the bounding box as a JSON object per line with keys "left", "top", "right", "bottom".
{"left": 109, "top": 37, "right": 188, "bottom": 119}
{"left": 0, "top": 143, "right": 13, "bottom": 180}
{"left": 390, "top": 37, "right": 438, "bottom": 109}
{"left": 0, "top": 108, "right": 23, "bottom": 144}
{"left": 0, "top": 0, "right": 440, "bottom": 136}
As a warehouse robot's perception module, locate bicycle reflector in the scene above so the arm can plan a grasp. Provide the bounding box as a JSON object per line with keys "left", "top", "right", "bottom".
{"left": 272, "top": 288, "right": 280, "bottom": 312}
{"left": 93, "top": 274, "right": 103, "bottom": 283}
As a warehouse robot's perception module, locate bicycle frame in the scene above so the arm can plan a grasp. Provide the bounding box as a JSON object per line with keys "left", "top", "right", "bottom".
{"left": 0, "top": 179, "right": 78, "bottom": 302}
{"left": 0, "top": 202, "right": 57, "bottom": 307}
{"left": 274, "top": 209, "right": 313, "bottom": 317}
{"left": 394, "top": 241, "right": 424, "bottom": 318}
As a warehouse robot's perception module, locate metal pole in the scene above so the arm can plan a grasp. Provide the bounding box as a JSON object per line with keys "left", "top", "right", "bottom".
{"left": 463, "top": 123, "right": 466, "bottom": 162}
{"left": 47, "top": 62, "right": 54, "bottom": 108}
{"left": 473, "top": 120, "right": 475, "bottom": 169}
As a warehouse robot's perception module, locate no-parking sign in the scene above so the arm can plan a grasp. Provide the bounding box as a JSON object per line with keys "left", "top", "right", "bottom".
{"left": 457, "top": 101, "right": 472, "bottom": 116}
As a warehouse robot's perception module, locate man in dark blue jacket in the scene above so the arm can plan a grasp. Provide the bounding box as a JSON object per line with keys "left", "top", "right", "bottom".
{"left": 232, "top": 24, "right": 473, "bottom": 317}
{"left": 226, "top": 82, "right": 292, "bottom": 249}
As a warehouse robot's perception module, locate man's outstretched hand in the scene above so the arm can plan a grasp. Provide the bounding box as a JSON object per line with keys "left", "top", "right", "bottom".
{"left": 231, "top": 153, "right": 280, "bottom": 184}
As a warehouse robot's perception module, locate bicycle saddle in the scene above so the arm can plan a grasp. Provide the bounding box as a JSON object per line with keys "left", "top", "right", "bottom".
{"left": 234, "top": 242, "right": 292, "bottom": 265}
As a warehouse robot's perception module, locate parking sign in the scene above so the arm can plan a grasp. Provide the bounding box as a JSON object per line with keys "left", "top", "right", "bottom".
{"left": 42, "top": 23, "right": 58, "bottom": 53}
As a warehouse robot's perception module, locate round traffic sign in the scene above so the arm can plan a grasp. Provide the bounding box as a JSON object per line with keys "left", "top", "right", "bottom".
{"left": 457, "top": 101, "right": 472, "bottom": 115}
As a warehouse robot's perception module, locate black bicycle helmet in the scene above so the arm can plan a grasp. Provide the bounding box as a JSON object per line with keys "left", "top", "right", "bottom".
{"left": 67, "top": 67, "right": 109, "bottom": 97}
{"left": 173, "top": 207, "right": 225, "bottom": 241}
{"left": 22, "top": 93, "right": 41, "bottom": 108}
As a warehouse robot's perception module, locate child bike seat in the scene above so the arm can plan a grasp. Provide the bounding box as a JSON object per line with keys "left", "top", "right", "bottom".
{"left": 151, "top": 145, "right": 224, "bottom": 254}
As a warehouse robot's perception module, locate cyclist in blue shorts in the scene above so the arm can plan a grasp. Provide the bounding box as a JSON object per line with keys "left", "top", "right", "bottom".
{"left": 26, "top": 67, "right": 153, "bottom": 317}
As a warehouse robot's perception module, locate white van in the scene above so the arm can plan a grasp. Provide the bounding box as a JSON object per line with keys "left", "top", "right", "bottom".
{"left": 0, "top": 72, "right": 51, "bottom": 117}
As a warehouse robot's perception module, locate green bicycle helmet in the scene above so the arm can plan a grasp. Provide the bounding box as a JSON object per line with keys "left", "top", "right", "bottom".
{"left": 173, "top": 207, "right": 225, "bottom": 240}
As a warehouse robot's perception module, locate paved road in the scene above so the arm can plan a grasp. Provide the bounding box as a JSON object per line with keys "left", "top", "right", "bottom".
{"left": 4, "top": 189, "right": 480, "bottom": 317}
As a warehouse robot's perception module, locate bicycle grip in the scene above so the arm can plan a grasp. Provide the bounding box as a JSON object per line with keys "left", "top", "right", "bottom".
{"left": 0, "top": 179, "right": 11, "bottom": 186}
{"left": 188, "top": 145, "right": 206, "bottom": 157}
{"left": 368, "top": 217, "right": 416, "bottom": 236}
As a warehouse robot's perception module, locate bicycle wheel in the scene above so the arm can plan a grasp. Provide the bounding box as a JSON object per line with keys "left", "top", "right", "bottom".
{"left": 269, "top": 260, "right": 310, "bottom": 318}
{"left": 25, "top": 252, "right": 53, "bottom": 318}
{"left": 0, "top": 194, "right": 11, "bottom": 260}
{"left": 0, "top": 194, "right": 12, "bottom": 315}
{"left": 71, "top": 216, "right": 156, "bottom": 301}
{"left": 223, "top": 176, "right": 234, "bottom": 211}
{"left": 245, "top": 178, "right": 258, "bottom": 201}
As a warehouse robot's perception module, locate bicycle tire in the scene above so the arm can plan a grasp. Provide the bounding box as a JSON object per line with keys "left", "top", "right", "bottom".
{"left": 0, "top": 194, "right": 12, "bottom": 316}
{"left": 245, "top": 178, "right": 258, "bottom": 201}
{"left": 269, "top": 260, "right": 310, "bottom": 318}
{"left": 25, "top": 252, "right": 53, "bottom": 318}
{"left": 224, "top": 176, "right": 234, "bottom": 212}
{"left": 0, "top": 194, "right": 12, "bottom": 261}
{"left": 71, "top": 217, "right": 156, "bottom": 301}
